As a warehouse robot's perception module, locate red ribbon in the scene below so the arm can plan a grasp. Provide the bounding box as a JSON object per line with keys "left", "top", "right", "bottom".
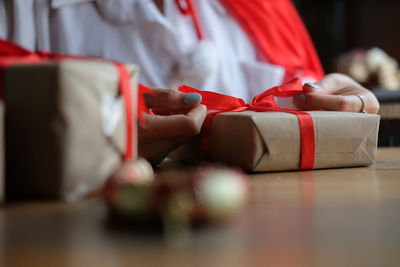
{"left": 0, "top": 39, "right": 152, "bottom": 161}
{"left": 175, "top": 0, "right": 203, "bottom": 40}
{"left": 179, "top": 78, "right": 315, "bottom": 170}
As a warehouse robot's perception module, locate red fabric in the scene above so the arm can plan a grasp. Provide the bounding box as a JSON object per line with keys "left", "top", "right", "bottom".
{"left": 219, "top": 0, "right": 324, "bottom": 81}
{"left": 175, "top": 0, "right": 203, "bottom": 40}
{"left": 0, "top": 39, "right": 151, "bottom": 161}
{"left": 179, "top": 78, "right": 315, "bottom": 170}
{"left": 138, "top": 84, "right": 155, "bottom": 124}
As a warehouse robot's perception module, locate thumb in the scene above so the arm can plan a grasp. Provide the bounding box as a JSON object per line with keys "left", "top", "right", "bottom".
{"left": 144, "top": 88, "right": 202, "bottom": 110}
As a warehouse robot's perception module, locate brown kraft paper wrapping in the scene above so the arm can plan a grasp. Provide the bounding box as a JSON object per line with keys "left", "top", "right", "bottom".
{"left": 5, "top": 60, "right": 139, "bottom": 200}
{"left": 171, "top": 111, "right": 380, "bottom": 172}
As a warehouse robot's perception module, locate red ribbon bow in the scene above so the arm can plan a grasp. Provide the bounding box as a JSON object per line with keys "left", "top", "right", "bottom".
{"left": 179, "top": 78, "right": 316, "bottom": 170}
{"left": 0, "top": 39, "right": 153, "bottom": 161}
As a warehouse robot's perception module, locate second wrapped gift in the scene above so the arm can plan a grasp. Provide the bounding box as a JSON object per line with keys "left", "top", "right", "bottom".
{"left": 171, "top": 79, "right": 380, "bottom": 172}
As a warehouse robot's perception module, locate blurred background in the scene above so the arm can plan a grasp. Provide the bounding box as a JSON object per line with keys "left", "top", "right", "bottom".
{"left": 294, "top": 0, "right": 400, "bottom": 146}
{"left": 294, "top": 0, "right": 400, "bottom": 73}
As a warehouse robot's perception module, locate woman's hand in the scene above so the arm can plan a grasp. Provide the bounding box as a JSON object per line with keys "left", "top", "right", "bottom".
{"left": 139, "top": 88, "right": 207, "bottom": 165}
{"left": 294, "top": 73, "right": 380, "bottom": 114}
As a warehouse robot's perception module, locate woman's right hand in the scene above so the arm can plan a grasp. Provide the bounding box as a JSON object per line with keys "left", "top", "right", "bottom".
{"left": 139, "top": 88, "right": 207, "bottom": 165}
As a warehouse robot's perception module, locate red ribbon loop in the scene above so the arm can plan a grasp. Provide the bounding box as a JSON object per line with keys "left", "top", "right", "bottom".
{"left": 179, "top": 78, "right": 315, "bottom": 170}
{"left": 0, "top": 39, "right": 151, "bottom": 161}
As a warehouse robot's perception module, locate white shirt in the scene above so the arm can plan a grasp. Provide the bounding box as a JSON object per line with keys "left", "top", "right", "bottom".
{"left": 1, "top": 0, "right": 287, "bottom": 102}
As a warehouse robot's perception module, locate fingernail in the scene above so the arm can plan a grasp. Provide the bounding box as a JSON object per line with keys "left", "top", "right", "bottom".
{"left": 184, "top": 93, "right": 202, "bottom": 105}
{"left": 294, "top": 93, "right": 306, "bottom": 102}
{"left": 305, "top": 82, "right": 321, "bottom": 91}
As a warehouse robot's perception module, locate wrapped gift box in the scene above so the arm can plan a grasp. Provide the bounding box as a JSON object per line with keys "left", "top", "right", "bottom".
{"left": 171, "top": 111, "right": 380, "bottom": 172}
{"left": 4, "top": 60, "right": 139, "bottom": 200}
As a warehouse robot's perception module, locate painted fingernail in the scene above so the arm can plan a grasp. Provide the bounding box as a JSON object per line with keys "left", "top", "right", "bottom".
{"left": 184, "top": 93, "right": 202, "bottom": 105}
{"left": 294, "top": 93, "right": 306, "bottom": 102}
{"left": 305, "top": 82, "right": 321, "bottom": 90}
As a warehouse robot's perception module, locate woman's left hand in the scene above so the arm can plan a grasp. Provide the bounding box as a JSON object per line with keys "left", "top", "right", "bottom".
{"left": 293, "top": 73, "right": 380, "bottom": 114}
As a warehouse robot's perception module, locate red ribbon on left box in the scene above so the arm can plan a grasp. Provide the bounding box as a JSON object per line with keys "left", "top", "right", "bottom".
{"left": 179, "top": 78, "right": 316, "bottom": 170}
{"left": 0, "top": 39, "right": 153, "bottom": 161}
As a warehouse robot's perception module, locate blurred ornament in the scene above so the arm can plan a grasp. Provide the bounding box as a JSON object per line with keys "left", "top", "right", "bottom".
{"left": 336, "top": 47, "right": 400, "bottom": 90}
{"left": 103, "top": 158, "right": 154, "bottom": 215}
{"left": 191, "top": 166, "right": 249, "bottom": 222}
{"left": 103, "top": 163, "right": 249, "bottom": 232}
{"left": 365, "top": 47, "right": 388, "bottom": 72}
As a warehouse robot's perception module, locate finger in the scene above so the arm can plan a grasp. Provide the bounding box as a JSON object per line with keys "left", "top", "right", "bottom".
{"left": 303, "top": 82, "right": 327, "bottom": 93}
{"left": 139, "top": 104, "right": 207, "bottom": 141}
{"left": 144, "top": 88, "right": 202, "bottom": 110}
{"left": 303, "top": 73, "right": 359, "bottom": 94}
{"left": 292, "top": 96, "right": 323, "bottom": 111}
{"left": 151, "top": 108, "right": 191, "bottom": 116}
{"left": 358, "top": 91, "right": 380, "bottom": 114}
{"left": 294, "top": 92, "right": 362, "bottom": 112}
{"left": 150, "top": 108, "right": 171, "bottom": 116}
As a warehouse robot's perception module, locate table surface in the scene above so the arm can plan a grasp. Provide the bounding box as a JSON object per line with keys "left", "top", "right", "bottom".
{"left": 1, "top": 148, "right": 400, "bottom": 267}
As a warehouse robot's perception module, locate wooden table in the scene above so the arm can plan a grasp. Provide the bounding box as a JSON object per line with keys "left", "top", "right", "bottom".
{"left": 1, "top": 148, "right": 400, "bottom": 267}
